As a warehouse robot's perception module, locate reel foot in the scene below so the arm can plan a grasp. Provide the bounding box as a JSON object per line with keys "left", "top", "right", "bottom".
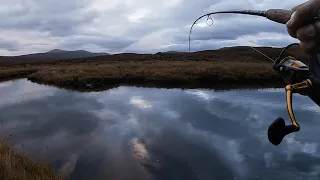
{"left": 268, "top": 117, "right": 299, "bottom": 146}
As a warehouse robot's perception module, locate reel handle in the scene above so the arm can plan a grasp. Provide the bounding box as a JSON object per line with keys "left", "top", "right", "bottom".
{"left": 268, "top": 81, "right": 311, "bottom": 146}
{"left": 268, "top": 118, "right": 299, "bottom": 146}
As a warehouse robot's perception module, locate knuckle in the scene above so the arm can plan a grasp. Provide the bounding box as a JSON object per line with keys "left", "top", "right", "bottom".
{"left": 287, "top": 28, "right": 297, "bottom": 38}
{"left": 294, "top": 7, "right": 303, "bottom": 16}
{"left": 296, "top": 30, "right": 307, "bottom": 40}
{"left": 300, "top": 40, "right": 316, "bottom": 51}
{"left": 297, "top": 25, "right": 316, "bottom": 40}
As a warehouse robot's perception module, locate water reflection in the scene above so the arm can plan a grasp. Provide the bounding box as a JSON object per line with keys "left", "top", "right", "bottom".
{"left": 0, "top": 79, "right": 320, "bottom": 180}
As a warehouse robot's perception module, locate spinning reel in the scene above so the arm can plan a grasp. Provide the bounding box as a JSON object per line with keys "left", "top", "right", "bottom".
{"left": 189, "top": 8, "right": 320, "bottom": 146}
{"left": 268, "top": 43, "right": 320, "bottom": 146}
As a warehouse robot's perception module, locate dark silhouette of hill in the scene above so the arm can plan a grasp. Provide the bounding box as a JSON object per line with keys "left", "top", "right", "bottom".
{"left": 0, "top": 49, "right": 109, "bottom": 65}
{"left": 0, "top": 45, "right": 307, "bottom": 66}
{"left": 49, "top": 45, "right": 308, "bottom": 65}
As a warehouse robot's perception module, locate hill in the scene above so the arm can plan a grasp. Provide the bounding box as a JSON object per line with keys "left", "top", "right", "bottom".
{"left": 0, "top": 49, "right": 109, "bottom": 65}
{"left": 48, "top": 45, "right": 307, "bottom": 65}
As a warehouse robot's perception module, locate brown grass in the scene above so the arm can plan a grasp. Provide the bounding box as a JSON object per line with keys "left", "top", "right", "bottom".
{"left": 0, "top": 141, "right": 62, "bottom": 180}
{"left": 0, "top": 66, "right": 38, "bottom": 81}
{"left": 0, "top": 46, "right": 306, "bottom": 91}
{"left": 26, "top": 60, "right": 284, "bottom": 91}
{"left": 0, "top": 60, "right": 286, "bottom": 92}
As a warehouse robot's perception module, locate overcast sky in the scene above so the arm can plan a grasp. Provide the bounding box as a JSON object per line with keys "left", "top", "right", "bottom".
{"left": 0, "top": 0, "right": 306, "bottom": 55}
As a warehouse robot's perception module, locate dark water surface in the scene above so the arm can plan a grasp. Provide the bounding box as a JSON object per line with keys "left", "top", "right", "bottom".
{"left": 1, "top": 79, "right": 320, "bottom": 180}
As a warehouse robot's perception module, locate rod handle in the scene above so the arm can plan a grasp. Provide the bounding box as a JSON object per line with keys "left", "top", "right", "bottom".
{"left": 266, "top": 9, "right": 294, "bottom": 24}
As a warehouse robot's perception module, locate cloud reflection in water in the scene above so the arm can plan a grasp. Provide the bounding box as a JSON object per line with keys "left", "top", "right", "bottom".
{"left": 0, "top": 80, "right": 320, "bottom": 180}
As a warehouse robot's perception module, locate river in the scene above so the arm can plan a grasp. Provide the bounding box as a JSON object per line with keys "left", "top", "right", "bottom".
{"left": 0, "top": 79, "right": 320, "bottom": 180}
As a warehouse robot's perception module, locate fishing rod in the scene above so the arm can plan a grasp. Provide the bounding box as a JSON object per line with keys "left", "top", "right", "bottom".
{"left": 189, "top": 9, "right": 320, "bottom": 146}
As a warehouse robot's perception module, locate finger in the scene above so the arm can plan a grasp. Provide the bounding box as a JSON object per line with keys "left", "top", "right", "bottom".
{"left": 287, "top": 26, "right": 298, "bottom": 38}
{"left": 296, "top": 23, "right": 317, "bottom": 41}
{"left": 291, "top": 1, "right": 308, "bottom": 11}
{"left": 286, "top": 0, "right": 320, "bottom": 29}
{"left": 291, "top": 1, "right": 309, "bottom": 11}
{"left": 300, "top": 39, "right": 317, "bottom": 53}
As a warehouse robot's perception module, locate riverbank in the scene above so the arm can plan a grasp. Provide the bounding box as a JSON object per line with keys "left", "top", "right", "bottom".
{"left": 0, "top": 60, "right": 286, "bottom": 92}
{"left": 0, "top": 141, "right": 62, "bottom": 180}
{"left": 0, "top": 46, "right": 307, "bottom": 92}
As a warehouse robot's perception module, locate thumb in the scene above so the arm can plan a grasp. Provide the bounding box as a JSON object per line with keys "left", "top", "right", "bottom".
{"left": 291, "top": 1, "right": 308, "bottom": 11}
{"left": 287, "top": 0, "right": 320, "bottom": 29}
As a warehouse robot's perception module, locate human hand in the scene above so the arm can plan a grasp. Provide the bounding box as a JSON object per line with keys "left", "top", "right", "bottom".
{"left": 286, "top": 0, "right": 320, "bottom": 53}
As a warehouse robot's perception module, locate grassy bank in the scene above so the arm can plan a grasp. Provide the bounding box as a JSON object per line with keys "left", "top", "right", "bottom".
{"left": 0, "top": 46, "right": 306, "bottom": 91}
{"left": 0, "top": 66, "right": 38, "bottom": 82}
{"left": 0, "top": 141, "right": 62, "bottom": 180}
{"left": 0, "top": 60, "right": 285, "bottom": 92}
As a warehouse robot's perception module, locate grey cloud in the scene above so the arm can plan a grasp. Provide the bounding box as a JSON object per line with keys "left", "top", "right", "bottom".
{"left": 0, "top": 1, "right": 97, "bottom": 37}
{"left": 0, "top": 0, "right": 305, "bottom": 54}
{"left": 162, "top": 0, "right": 222, "bottom": 26}
{"left": 120, "top": 0, "right": 254, "bottom": 38}
{"left": 123, "top": 0, "right": 304, "bottom": 52}
{"left": 59, "top": 35, "right": 137, "bottom": 50}
{"left": 207, "top": 0, "right": 256, "bottom": 12}
{"left": 0, "top": 38, "right": 20, "bottom": 51}
{"left": 81, "top": 0, "right": 225, "bottom": 41}
{"left": 178, "top": 17, "right": 286, "bottom": 43}
{"left": 37, "top": 13, "right": 97, "bottom": 37}
{"left": 124, "top": 40, "right": 234, "bottom": 53}
{"left": 106, "top": 0, "right": 296, "bottom": 53}
{"left": 256, "top": 38, "right": 298, "bottom": 47}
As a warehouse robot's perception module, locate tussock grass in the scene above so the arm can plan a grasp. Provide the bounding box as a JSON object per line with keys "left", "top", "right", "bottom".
{"left": 0, "top": 60, "right": 284, "bottom": 91}
{"left": 0, "top": 67, "right": 38, "bottom": 81}
{"left": 0, "top": 46, "right": 306, "bottom": 91}
{"left": 0, "top": 141, "right": 62, "bottom": 180}
{"left": 27, "top": 61, "right": 283, "bottom": 90}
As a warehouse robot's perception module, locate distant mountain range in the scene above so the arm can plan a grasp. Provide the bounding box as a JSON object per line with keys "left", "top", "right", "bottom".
{"left": 0, "top": 49, "right": 109, "bottom": 65}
